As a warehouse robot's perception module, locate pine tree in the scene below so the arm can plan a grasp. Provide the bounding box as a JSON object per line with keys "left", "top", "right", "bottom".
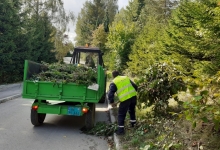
{"left": 22, "top": 0, "right": 74, "bottom": 63}
{"left": 126, "top": 0, "right": 175, "bottom": 76}
{"left": 105, "top": 0, "right": 146, "bottom": 71}
{"left": 75, "top": 0, "right": 118, "bottom": 46}
{"left": 163, "top": 0, "right": 220, "bottom": 75}
{"left": 0, "top": 0, "right": 22, "bottom": 83}
{"left": 28, "top": 13, "right": 55, "bottom": 63}
{"left": 91, "top": 24, "right": 107, "bottom": 51}
{"left": 106, "top": 20, "right": 136, "bottom": 71}
{"left": 127, "top": 17, "right": 165, "bottom": 76}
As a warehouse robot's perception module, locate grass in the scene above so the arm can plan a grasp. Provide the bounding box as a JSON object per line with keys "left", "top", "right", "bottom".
{"left": 105, "top": 81, "right": 220, "bottom": 149}
{"left": 112, "top": 99, "right": 220, "bottom": 150}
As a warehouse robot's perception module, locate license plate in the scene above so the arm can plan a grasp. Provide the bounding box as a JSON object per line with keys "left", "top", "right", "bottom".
{"left": 67, "top": 106, "right": 81, "bottom": 116}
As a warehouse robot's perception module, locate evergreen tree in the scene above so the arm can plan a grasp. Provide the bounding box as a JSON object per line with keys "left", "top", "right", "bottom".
{"left": 28, "top": 13, "right": 55, "bottom": 63}
{"left": 106, "top": 20, "right": 136, "bottom": 71}
{"left": 0, "top": 0, "right": 22, "bottom": 83}
{"left": 22, "top": 0, "right": 74, "bottom": 63}
{"left": 91, "top": 24, "right": 107, "bottom": 51}
{"left": 75, "top": 0, "right": 118, "bottom": 46}
{"left": 103, "top": 10, "right": 109, "bottom": 32}
{"left": 127, "top": 17, "right": 165, "bottom": 76}
{"left": 104, "top": 0, "right": 118, "bottom": 27}
{"left": 104, "top": 0, "right": 178, "bottom": 72}
{"left": 105, "top": 0, "right": 145, "bottom": 71}
{"left": 53, "top": 29, "right": 74, "bottom": 63}
{"left": 126, "top": 0, "right": 176, "bottom": 76}
{"left": 163, "top": 0, "right": 220, "bottom": 75}
{"left": 125, "top": 0, "right": 145, "bottom": 22}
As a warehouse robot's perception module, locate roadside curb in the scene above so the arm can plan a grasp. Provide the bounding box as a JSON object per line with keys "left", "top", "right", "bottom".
{"left": 108, "top": 103, "right": 121, "bottom": 150}
{"left": 0, "top": 94, "right": 21, "bottom": 104}
{"left": 0, "top": 82, "right": 22, "bottom": 91}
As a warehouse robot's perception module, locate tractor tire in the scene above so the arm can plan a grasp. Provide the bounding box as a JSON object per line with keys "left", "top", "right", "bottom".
{"left": 85, "top": 103, "right": 96, "bottom": 130}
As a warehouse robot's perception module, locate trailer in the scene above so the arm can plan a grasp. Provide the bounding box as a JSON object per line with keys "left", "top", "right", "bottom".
{"left": 22, "top": 47, "right": 107, "bottom": 129}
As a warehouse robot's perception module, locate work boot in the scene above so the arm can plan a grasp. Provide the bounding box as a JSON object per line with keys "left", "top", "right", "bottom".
{"left": 130, "top": 122, "right": 136, "bottom": 128}
{"left": 115, "top": 127, "right": 125, "bottom": 135}
{"left": 130, "top": 120, "right": 136, "bottom": 128}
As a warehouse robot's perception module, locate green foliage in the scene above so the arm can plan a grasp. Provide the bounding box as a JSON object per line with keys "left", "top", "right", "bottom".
{"left": 0, "top": 0, "right": 74, "bottom": 84}
{"left": 82, "top": 122, "right": 117, "bottom": 136}
{"left": 105, "top": 21, "right": 136, "bottom": 71}
{"left": 91, "top": 24, "right": 107, "bottom": 52}
{"left": 29, "top": 14, "right": 56, "bottom": 63}
{"left": 183, "top": 71, "right": 220, "bottom": 131}
{"left": 22, "top": 0, "right": 74, "bottom": 63}
{"left": 136, "top": 63, "right": 187, "bottom": 113}
{"left": 22, "top": 0, "right": 74, "bottom": 32}
{"left": 0, "top": 0, "right": 24, "bottom": 83}
{"left": 158, "top": 0, "right": 220, "bottom": 131}
{"left": 53, "top": 30, "right": 74, "bottom": 63}
{"left": 163, "top": 0, "right": 220, "bottom": 75}
{"left": 104, "top": 0, "right": 147, "bottom": 72}
{"left": 104, "top": 0, "right": 118, "bottom": 30}
{"left": 125, "top": 0, "right": 145, "bottom": 22}
{"left": 106, "top": 0, "right": 174, "bottom": 74}
{"left": 75, "top": 0, "right": 118, "bottom": 46}
{"left": 31, "top": 62, "right": 97, "bottom": 86}
{"left": 127, "top": 16, "right": 166, "bottom": 76}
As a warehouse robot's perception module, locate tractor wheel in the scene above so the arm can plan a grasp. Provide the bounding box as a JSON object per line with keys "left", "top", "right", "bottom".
{"left": 85, "top": 103, "right": 96, "bottom": 130}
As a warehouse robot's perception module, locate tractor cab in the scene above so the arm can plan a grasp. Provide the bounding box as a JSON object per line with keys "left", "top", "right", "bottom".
{"left": 70, "top": 47, "right": 104, "bottom": 68}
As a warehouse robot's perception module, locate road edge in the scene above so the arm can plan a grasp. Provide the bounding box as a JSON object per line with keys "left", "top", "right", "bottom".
{"left": 0, "top": 94, "right": 21, "bottom": 104}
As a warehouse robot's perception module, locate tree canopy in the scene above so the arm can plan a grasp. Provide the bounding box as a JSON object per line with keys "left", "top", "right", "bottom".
{"left": 0, "top": 0, "right": 74, "bottom": 83}
{"left": 163, "top": 0, "right": 220, "bottom": 75}
{"left": 74, "top": 0, "right": 118, "bottom": 46}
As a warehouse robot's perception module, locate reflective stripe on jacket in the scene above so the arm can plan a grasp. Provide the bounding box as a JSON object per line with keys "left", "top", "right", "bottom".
{"left": 113, "top": 76, "right": 137, "bottom": 102}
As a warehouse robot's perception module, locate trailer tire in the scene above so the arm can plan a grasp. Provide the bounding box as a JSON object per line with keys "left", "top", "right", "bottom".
{"left": 31, "top": 109, "right": 46, "bottom": 126}
{"left": 85, "top": 103, "right": 96, "bottom": 130}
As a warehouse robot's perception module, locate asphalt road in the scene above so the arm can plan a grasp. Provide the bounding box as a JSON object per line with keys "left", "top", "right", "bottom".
{"left": 0, "top": 95, "right": 110, "bottom": 150}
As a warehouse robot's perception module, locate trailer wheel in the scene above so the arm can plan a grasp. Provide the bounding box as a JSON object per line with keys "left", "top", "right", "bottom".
{"left": 31, "top": 110, "right": 46, "bottom": 126}
{"left": 85, "top": 103, "right": 96, "bottom": 130}
{"left": 31, "top": 100, "right": 46, "bottom": 126}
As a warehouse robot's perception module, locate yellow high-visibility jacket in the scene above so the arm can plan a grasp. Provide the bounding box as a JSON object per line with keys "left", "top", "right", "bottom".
{"left": 113, "top": 76, "right": 137, "bottom": 102}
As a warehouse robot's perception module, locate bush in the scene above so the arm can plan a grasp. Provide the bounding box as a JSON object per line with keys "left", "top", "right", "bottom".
{"left": 136, "top": 62, "right": 187, "bottom": 114}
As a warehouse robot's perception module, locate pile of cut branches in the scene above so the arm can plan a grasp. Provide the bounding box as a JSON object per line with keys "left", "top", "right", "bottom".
{"left": 31, "top": 62, "right": 97, "bottom": 86}
{"left": 82, "top": 122, "right": 117, "bottom": 136}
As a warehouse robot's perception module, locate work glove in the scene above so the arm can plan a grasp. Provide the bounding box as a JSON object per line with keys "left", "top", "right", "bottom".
{"left": 111, "top": 103, "right": 117, "bottom": 107}
{"left": 110, "top": 101, "right": 119, "bottom": 107}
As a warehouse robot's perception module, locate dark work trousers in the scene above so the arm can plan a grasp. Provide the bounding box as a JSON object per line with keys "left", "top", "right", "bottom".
{"left": 118, "top": 96, "right": 137, "bottom": 127}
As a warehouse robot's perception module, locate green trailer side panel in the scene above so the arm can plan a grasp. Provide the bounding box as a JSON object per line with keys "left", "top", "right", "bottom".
{"left": 22, "top": 60, "right": 106, "bottom": 103}
{"left": 23, "top": 81, "right": 98, "bottom": 102}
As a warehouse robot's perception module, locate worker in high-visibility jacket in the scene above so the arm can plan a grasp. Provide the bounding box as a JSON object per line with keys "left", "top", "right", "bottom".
{"left": 108, "top": 70, "right": 138, "bottom": 135}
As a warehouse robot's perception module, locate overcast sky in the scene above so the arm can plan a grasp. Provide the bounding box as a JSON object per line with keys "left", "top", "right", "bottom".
{"left": 63, "top": 0, "right": 129, "bottom": 43}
